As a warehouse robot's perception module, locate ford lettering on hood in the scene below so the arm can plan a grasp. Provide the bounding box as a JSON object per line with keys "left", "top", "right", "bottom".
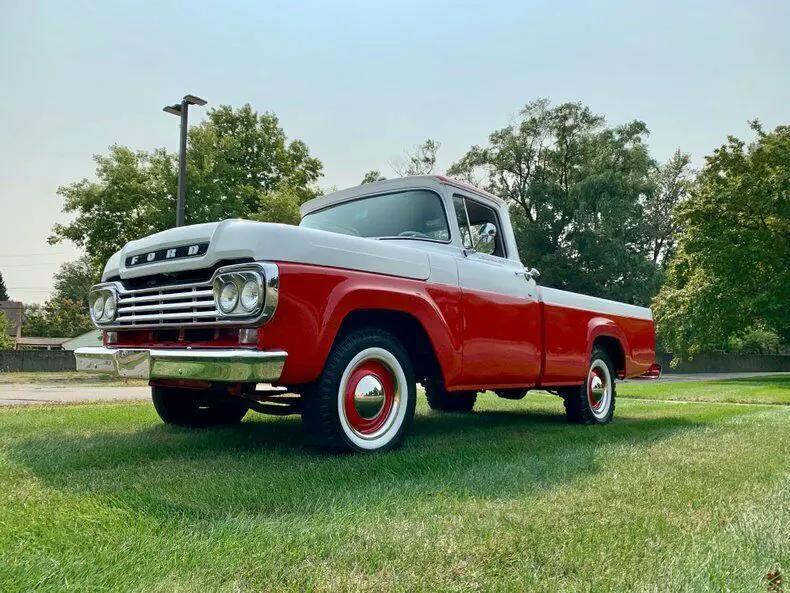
{"left": 125, "top": 242, "right": 209, "bottom": 267}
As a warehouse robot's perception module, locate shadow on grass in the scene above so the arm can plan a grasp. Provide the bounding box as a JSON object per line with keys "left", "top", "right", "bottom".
{"left": 8, "top": 403, "right": 710, "bottom": 521}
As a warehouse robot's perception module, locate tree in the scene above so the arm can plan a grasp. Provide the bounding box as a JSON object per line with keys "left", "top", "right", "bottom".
{"left": 49, "top": 145, "right": 178, "bottom": 271}
{"left": 653, "top": 122, "right": 790, "bottom": 360}
{"left": 643, "top": 150, "right": 694, "bottom": 266}
{"left": 185, "top": 105, "right": 323, "bottom": 222}
{"left": 49, "top": 104, "right": 323, "bottom": 269}
{"left": 0, "top": 313, "right": 15, "bottom": 349}
{"left": 52, "top": 256, "right": 97, "bottom": 312}
{"left": 250, "top": 186, "right": 303, "bottom": 226}
{"left": 361, "top": 170, "right": 386, "bottom": 184}
{"left": 391, "top": 139, "right": 441, "bottom": 176}
{"left": 448, "top": 99, "right": 662, "bottom": 305}
{"left": 22, "top": 299, "right": 93, "bottom": 338}
{"left": 0, "top": 271, "right": 9, "bottom": 301}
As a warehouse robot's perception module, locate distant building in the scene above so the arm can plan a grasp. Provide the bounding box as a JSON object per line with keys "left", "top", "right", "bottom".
{"left": 15, "top": 336, "right": 70, "bottom": 350}
{"left": 0, "top": 301, "right": 23, "bottom": 342}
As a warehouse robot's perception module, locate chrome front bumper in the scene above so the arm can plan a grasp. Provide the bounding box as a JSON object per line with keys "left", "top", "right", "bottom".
{"left": 74, "top": 347, "right": 287, "bottom": 383}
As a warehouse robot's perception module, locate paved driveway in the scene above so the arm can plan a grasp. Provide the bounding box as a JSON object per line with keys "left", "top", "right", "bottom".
{"left": 0, "top": 384, "right": 149, "bottom": 407}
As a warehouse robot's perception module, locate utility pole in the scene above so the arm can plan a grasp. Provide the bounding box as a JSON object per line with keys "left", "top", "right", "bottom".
{"left": 163, "top": 94, "right": 207, "bottom": 227}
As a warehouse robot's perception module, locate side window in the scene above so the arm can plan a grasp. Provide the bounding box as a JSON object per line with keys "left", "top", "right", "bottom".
{"left": 453, "top": 195, "right": 506, "bottom": 258}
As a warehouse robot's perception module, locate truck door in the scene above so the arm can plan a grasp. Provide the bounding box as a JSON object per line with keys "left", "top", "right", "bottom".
{"left": 452, "top": 194, "right": 542, "bottom": 388}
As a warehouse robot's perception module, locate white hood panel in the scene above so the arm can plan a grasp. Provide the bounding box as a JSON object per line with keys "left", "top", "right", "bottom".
{"left": 103, "top": 220, "right": 432, "bottom": 282}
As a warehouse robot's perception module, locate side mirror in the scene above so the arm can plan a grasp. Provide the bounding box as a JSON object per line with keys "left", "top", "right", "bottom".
{"left": 477, "top": 222, "right": 497, "bottom": 245}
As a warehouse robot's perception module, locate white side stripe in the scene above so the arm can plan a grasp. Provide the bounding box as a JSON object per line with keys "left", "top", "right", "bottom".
{"left": 540, "top": 287, "right": 653, "bottom": 321}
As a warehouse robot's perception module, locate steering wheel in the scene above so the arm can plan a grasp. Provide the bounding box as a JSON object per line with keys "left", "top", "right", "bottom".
{"left": 397, "top": 230, "right": 430, "bottom": 239}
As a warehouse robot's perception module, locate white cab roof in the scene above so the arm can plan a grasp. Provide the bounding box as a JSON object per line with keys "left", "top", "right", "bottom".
{"left": 300, "top": 175, "right": 506, "bottom": 217}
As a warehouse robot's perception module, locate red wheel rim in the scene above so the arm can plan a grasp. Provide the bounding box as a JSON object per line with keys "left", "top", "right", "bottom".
{"left": 343, "top": 360, "right": 396, "bottom": 435}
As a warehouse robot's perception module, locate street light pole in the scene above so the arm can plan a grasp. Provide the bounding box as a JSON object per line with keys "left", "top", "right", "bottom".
{"left": 175, "top": 99, "right": 189, "bottom": 227}
{"left": 163, "top": 94, "right": 207, "bottom": 227}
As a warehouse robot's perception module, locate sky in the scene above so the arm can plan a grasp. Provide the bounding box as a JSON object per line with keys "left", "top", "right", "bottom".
{"left": 1, "top": 0, "right": 788, "bottom": 303}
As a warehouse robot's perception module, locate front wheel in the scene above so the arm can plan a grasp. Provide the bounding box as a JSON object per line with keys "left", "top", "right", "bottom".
{"left": 562, "top": 346, "right": 616, "bottom": 424}
{"left": 151, "top": 385, "right": 248, "bottom": 427}
{"left": 302, "top": 329, "right": 416, "bottom": 453}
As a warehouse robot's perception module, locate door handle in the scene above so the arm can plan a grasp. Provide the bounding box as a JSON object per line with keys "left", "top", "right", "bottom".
{"left": 516, "top": 267, "right": 541, "bottom": 280}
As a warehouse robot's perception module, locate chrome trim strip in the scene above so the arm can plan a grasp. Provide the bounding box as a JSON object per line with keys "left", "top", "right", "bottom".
{"left": 117, "top": 301, "right": 216, "bottom": 314}
{"left": 259, "top": 262, "right": 280, "bottom": 324}
{"left": 210, "top": 262, "right": 279, "bottom": 323}
{"left": 89, "top": 285, "right": 119, "bottom": 325}
{"left": 75, "top": 347, "right": 287, "bottom": 383}
{"left": 119, "top": 289, "right": 215, "bottom": 305}
{"left": 121, "top": 281, "right": 211, "bottom": 294}
{"left": 116, "top": 310, "right": 219, "bottom": 322}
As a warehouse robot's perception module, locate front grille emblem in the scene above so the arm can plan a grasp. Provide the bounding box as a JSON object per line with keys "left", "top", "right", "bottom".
{"left": 125, "top": 243, "right": 208, "bottom": 268}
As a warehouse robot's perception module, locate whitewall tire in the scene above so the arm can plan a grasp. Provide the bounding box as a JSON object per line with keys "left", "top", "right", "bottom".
{"left": 562, "top": 346, "right": 616, "bottom": 424}
{"left": 302, "top": 329, "right": 416, "bottom": 453}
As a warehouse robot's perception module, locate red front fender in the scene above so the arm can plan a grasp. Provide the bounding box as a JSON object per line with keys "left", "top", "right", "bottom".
{"left": 257, "top": 263, "right": 463, "bottom": 386}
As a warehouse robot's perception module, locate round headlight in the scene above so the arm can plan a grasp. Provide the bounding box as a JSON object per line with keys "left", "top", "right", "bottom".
{"left": 103, "top": 293, "right": 117, "bottom": 320}
{"left": 240, "top": 280, "right": 261, "bottom": 312}
{"left": 92, "top": 294, "right": 105, "bottom": 320}
{"left": 218, "top": 281, "right": 239, "bottom": 313}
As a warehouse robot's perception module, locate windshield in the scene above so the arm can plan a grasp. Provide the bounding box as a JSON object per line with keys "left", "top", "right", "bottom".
{"left": 300, "top": 190, "right": 450, "bottom": 241}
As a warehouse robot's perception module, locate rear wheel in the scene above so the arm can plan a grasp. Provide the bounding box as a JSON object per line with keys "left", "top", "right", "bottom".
{"left": 302, "top": 329, "right": 416, "bottom": 453}
{"left": 151, "top": 385, "right": 248, "bottom": 427}
{"left": 562, "top": 346, "right": 616, "bottom": 424}
{"left": 425, "top": 380, "right": 477, "bottom": 412}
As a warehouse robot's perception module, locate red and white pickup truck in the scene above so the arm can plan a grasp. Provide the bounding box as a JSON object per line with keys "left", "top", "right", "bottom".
{"left": 76, "top": 176, "right": 660, "bottom": 453}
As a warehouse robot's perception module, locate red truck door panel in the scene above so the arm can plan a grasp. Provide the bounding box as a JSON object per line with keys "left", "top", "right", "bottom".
{"left": 455, "top": 252, "right": 542, "bottom": 389}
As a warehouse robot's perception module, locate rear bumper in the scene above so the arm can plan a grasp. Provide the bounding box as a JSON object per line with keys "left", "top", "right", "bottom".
{"left": 74, "top": 347, "right": 287, "bottom": 383}
{"left": 635, "top": 363, "right": 662, "bottom": 380}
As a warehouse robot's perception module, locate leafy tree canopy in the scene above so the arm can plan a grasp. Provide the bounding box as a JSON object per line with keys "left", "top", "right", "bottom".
{"left": 186, "top": 105, "right": 323, "bottom": 222}
{"left": 52, "top": 256, "right": 97, "bottom": 312}
{"left": 50, "top": 146, "right": 177, "bottom": 272}
{"left": 23, "top": 299, "right": 93, "bottom": 338}
{"left": 250, "top": 186, "right": 303, "bottom": 226}
{"left": 448, "top": 99, "right": 662, "bottom": 305}
{"left": 643, "top": 150, "right": 694, "bottom": 266}
{"left": 0, "top": 313, "right": 15, "bottom": 349}
{"left": 653, "top": 122, "right": 790, "bottom": 359}
{"left": 391, "top": 139, "right": 441, "bottom": 177}
{"left": 50, "top": 105, "right": 323, "bottom": 269}
{"left": 361, "top": 170, "right": 386, "bottom": 184}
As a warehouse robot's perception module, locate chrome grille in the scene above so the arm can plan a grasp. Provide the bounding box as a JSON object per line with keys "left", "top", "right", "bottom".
{"left": 92, "top": 262, "right": 279, "bottom": 329}
{"left": 115, "top": 281, "right": 219, "bottom": 327}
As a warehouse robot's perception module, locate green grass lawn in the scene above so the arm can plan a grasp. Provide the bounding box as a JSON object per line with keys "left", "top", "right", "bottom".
{"left": 0, "top": 383, "right": 787, "bottom": 591}
{"left": 618, "top": 375, "right": 790, "bottom": 405}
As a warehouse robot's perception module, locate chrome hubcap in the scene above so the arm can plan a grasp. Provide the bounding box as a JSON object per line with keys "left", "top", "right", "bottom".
{"left": 353, "top": 374, "right": 386, "bottom": 419}
{"left": 587, "top": 360, "right": 612, "bottom": 419}
{"left": 590, "top": 373, "right": 606, "bottom": 405}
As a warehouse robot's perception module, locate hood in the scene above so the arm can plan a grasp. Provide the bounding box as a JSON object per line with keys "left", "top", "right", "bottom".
{"left": 103, "top": 220, "right": 432, "bottom": 282}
